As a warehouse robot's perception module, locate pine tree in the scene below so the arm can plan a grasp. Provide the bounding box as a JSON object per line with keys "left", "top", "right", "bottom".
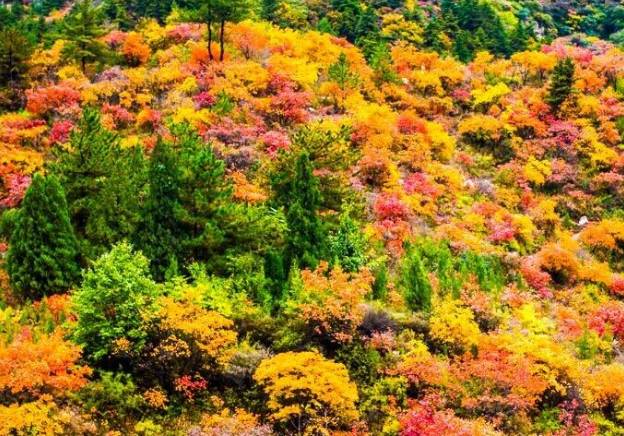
{"left": 509, "top": 21, "right": 531, "bottom": 53}
{"left": 135, "top": 138, "right": 182, "bottom": 281}
{"left": 400, "top": 247, "right": 432, "bottom": 312}
{"left": 285, "top": 152, "right": 325, "bottom": 269}
{"left": 60, "top": 0, "right": 107, "bottom": 73}
{"left": 7, "top": 174, "right": 80, "bottom": 300}
{"left": 174, "top": 125, "right": 232, "bottom": 267}
{"left": 49, "top": 109, "right": 146, "bottom": 261}
{"left": 0, "top": 27, "right": 32, "bottom": 109}
{"left": 328, "top": 211, "right": 366, "bottom": 272}
{"left": 546, "top": 57, "right": 575, "bottom": 113}
{"left": 261, "top": 0, "right": 278, "bottom": 22}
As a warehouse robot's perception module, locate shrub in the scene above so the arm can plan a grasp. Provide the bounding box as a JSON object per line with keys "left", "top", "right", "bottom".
{"left": 72, "top": 242, "right": 159, "bottom": 362}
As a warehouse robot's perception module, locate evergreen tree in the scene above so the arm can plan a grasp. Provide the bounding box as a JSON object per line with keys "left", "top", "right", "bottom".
{"left": 400, "top": 246, "right": 432, "bottom": 312}
{"left": 0, "top": 27, "right": 32, "bottom": 109}
{"left": 60, "top": 0, "right": 107, "bottom": 72}
{"left": 285, "top": 152, "right": 325, "bottom": 269}
{"left": 7, "top": 174, "right": 80, "bottom": 300}
{"left": 509, "top": 21, "right": 531, "bottom": 53}
{"left": 135, "top": 138, "right": 182, "bottom": 281}
{"left": 261, "top": 0, "right": 278, "bottom": 22}
{"left": 175, "top": 125, "right": 232, "bottom": 267}
{"left": 49, "top": 109, "right": 146, "bottom": 261}
{"left": 328, "top": 52, "right": 359, "bottom": 91}
{"left": 328, "top": 211, "right": 366, "bottom": 272}
{"left": 546, "top": 57, "right": 575, "bottom": 113}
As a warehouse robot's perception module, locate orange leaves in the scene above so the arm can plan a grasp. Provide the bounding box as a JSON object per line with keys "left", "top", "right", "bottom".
{"left": 296, "top": 263, "right": 373, "bottom": 343}
{"left": 0, "top": 331, "right": 91, "bottom": 398}
{"left": 26, "top": 85, "right": 81, "bottom": 117}
{"left": 122, "top": 32, "right": 151, "bottom": 66}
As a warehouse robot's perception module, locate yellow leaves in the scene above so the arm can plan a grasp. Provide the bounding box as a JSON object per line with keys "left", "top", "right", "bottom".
{"left": 583, "top": 363, "right": 624, "bottom": 409}
{"left": 171, "top": 106, "right": 213, "bottom": 126}
{"left": 381, "top": 13, "right": 424, "bottom": 46}
{"left": 268, "top": 53, "right": 318, "bottom": 89}
{"left": 458, "top": 114, "right": 512, "bottom": 145}
{"left": 0, "top": 401, "right": 63, "bottom": 436}
{"left": 472, "top": 82, "right": 511, "bottom": 108}
{"left": 157, "top": 297, "right": 237, "bottom": 366}
{"left": 511, "top": 51, "right": 557, "bottom": 75}
{"left": 523, "top": 157, "right": 552, "bottom": 186}
{"left": 137, "top": 18, "right": 167, "bottom": 48}
{"left": 213, "top": 60, "right": 270, "bottom": 100}
{"left": 254, "top": 351, "right": 359, "bottom": 430}
{"left": 429, "top": 297, "right": 481, "bottom": 350}
{"left": 577, "top": 123, "right": 618, "bottom": 166}
{"left": 143, "top": 388, "right": 168, "bottom": 410}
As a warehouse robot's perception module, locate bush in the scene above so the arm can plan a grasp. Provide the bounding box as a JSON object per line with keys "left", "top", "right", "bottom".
{"left": 72, "top": 242, "right": 159, "bottom": 362}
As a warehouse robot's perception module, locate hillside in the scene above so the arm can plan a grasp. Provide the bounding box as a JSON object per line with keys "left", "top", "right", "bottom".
{"left": 1, "top": 0, "right": 624, "bottom": 435}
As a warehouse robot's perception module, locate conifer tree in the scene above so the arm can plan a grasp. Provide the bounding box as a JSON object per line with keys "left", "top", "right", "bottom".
{"left": 7, "top": 174, "right": 80, "bottom": 300}
{"left": 285, "top": 152, "right": 325, "bottom": 269}
{"left": 0, "top": 27, "right": 32, "bottom": 109}
{"left": 400, "top": 246, "right": 432, "bottom": 312}
{"left": 60, "top": 0, "right": 107, "bottom": 73}
{"left": 546, "top": 57, "right": 575, "bottom": 113}
{"left": 49, "top": 109, "right": 146, "bottom": 261}
{"left": 135, "top": 138, "right": 182, "bottom": 281}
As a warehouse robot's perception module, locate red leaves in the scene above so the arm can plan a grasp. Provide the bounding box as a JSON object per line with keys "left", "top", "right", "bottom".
{"left": 0, "top": 173, "right": 31, "bottom": 209}
{"left": 26, "top": 85, "right": 81, "bottom": 117}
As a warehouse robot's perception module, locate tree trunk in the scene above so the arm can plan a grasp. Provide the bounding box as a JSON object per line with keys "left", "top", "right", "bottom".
{"left": 219, "top": 19, "right": 225, "bottom": 62}
{"left": 207, "top": 20, "right": 213, "bottom": 61}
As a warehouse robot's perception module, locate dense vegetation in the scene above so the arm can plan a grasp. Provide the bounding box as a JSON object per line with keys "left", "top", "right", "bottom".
{"left": 1, "top": 0, "right": 624, "bottom": 434}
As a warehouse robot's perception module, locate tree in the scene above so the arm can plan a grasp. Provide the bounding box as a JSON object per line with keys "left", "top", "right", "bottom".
{"left": 261, "top": 0, "right": 278, "bottom": 22}
{"left": 60, "top": 0, "right": 107, "bottom": 73}
{"left": 72, "top": 242, "right": 159, "bottom": 362}
{"left": 135, "top": 138, "right": 182, "bottom": 281}
{"left": 254, "top": 351, "right": 359, "bottom": 434}
{"left": 195, "top": 0, "right": 250, "bottom": 61}
{"left": 7, "top": 174, "right": 80, "bottom": 300}
{"left": 0, "top": 27, "right": 32, "bottom": 109}
{"left": 328, "top": 211, "right": 367, "bottom": 272}
{"left": 285, "top": 152, "right": 325, "bottom": 269}
{"left": 400, "top": 246, "right": 432, "bottom": 312}
{"left": 49, "top": 109, "right": 146, "bottom": 261}
{"left": 546, "top": 57, "right": 575, "bottom": 113}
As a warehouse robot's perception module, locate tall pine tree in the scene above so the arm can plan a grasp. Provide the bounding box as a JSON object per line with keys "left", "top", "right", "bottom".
{"left": 7, "top": 174, "right": 80, "bottom": 300}
{"left": 135, "top": 138, "right": 182, "bottom": 281}
{"left": 49, "top": 109, "right": 146, "bottom": 261}
{"left": 285, "top": 152, "right": 325, "bottom": 269}
{"left": 60, "top": 0, "right": 107, "bottom": 73}
{"left": 546, "top": 57, "right": 575, "bottom": 113}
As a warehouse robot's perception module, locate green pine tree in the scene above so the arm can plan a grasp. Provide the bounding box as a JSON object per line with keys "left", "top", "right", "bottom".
{"left": 546, "top": 57, "right": 575, "bottom": 113}
{"left": 135, "top": 138, "right": 182, "bottom": 281}
{"left": 49, "top": 109, "right": 146, "bottom": 261}
{"left": 7, "top": 174, "right": 80, "bottom": 300}
{"left": 400, "top": 246, "right": 432, "bottom": 312}
{"left": 60, "top": 0, "right": 107, "bottom": 73}
{"left": 285, "top": 152, "right": 325, "bottom": 269}
{"left": 328, "top": 211, "right": 366, "bottom": 272}
{"left": 0, "top": 27, "right": 32, "bottom": 109}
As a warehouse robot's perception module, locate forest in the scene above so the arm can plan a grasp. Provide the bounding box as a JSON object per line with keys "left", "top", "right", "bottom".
{"left": 1, "top": 0, "right": 624, "bottom": 434}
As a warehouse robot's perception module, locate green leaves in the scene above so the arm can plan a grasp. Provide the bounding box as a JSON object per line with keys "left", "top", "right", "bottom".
{"left": 7, "top": 174, "right": 80, "bottom": 300}
{"left": 72, "top": 242, "right": 158, "bottom": 362}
